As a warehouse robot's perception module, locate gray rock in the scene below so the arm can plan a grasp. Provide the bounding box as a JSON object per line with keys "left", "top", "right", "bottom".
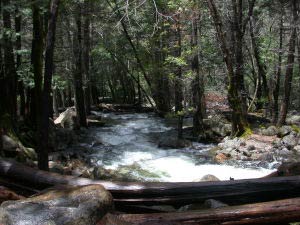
{"left": 203, "top": 117, "right": 231, "bottom": 137}
{"left": 294, "top": 145, "right": 300, "bottom": 152}
{"left": 278, "top": 126, "right": 293, "bottom": 137}
{"left": 0, "top": 185, "right": 113, "bottom": 225}
{"left": 247, "top": 145, "right": 256, "bottom": 151}
{"left": 218, "top": 137, "right": 241, "bottom": 149}
{"left": 261, "top": 126, "right": 278, "bottom": 136}
{"left": 1, "top": 135, "right": 37, "bottom": 161}
{"left": 281, "top": 132, "right": 298, "bottom": 149}
{"left": 286, "top": 115, "right": 300, "bottom": 125}
{"left": 178, "top": 199, "right": 228, "bottom": 212}
{"left": 158, "top": 137, "right": 192, "bottom": 149}
{"left": 204, "top": 199, "right": 228, "bottom": 209}
{"left": 199, "top": 174, "right": 220, "bottom": 182}
{"left": 2, "top": 135, "right": 19, "bottom": 151}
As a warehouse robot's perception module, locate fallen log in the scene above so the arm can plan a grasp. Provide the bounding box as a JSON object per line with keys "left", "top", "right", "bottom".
{"left": 1, "top": 159, "right": 300, "bottom": 207}
{"left": 105, "top": 198, "right": 300, "bottom": 225}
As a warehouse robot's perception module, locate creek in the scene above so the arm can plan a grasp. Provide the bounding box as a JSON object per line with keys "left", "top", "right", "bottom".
{"left": 77, "top": 112, "right": 274, "bottom": 182}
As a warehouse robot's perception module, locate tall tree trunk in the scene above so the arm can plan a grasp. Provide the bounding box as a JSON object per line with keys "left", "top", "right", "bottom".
{"left": 277, "top": 0, "right": 298, "bottom": 126}
{"left": 232, "top": 0, "right": 247, "bottom": 113}
{"left": 83, "top": 0, "right": 91, "bottom": 115}
{"left": 249, "top": 10, "right": 269, "bottom": 112}
{"left": 272, "top": 15, "right": 283, "bottom": 124}
{"left": 207, "top": 0, "right": 249, "bottom": 136}
{"left": 174, "top": 15, "right": 184, "bottom": 139}
{"left": 31, "top": 2, "right": 44, "bottom": 126}
{"left": 2, "top": 0, "right": 17, "bottom": 120}
{"left": 37, "top": 0, "right": 60, "bottom": 171}
{"left": 15, "top": 5, "right": 25, "bottom": 118}
{"left": 73, "top": 4, "right": 87, "bottom": 128}
{"left": 191, "top": 3, "right": 205, "bottom": 134}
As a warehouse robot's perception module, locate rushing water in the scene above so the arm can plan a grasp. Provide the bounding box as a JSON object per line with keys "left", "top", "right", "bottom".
{"left": 82, "top": 112, "right": 274, "bottom": 182}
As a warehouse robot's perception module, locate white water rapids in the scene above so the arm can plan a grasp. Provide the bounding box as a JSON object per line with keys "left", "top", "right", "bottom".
{"left": 84, "top": 112, "right": 274, "bottom": 182}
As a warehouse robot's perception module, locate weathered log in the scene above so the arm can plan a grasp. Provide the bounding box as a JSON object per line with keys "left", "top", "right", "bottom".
{"left": 105, "top": 198, "right": 300, "bottom": 225}
{"left": 1, "top": 159, "right": 300, "bottom": 207}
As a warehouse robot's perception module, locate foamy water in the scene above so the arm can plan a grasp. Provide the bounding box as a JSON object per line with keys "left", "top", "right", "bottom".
{"left": 88, "top": 112, "right": 275, "bottom": 182}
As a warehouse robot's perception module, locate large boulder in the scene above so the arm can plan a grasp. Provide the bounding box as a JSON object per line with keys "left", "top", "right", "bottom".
{"left": 0, "top": 185, "right": 113, "bottom": 225}
{"left": 1, "top": 135, "right": 37, "bottom": 161}
{"left": 203, "top": 116, "right": 231, "bottom": 137}
{"left": 261, "top": 126, "right": 278, "bottom": 136}
{"left": 281, "top": 132, "right": 299, "bottom": 149}
{"left": 286, "top": 115, "right": 300, "bottom": 125}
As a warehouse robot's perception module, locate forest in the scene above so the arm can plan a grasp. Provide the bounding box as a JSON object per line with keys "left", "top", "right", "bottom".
{"left": 1, "top": 0, "right": 300, "bottom": 224}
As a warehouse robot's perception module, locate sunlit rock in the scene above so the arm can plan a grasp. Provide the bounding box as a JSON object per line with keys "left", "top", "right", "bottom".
{"left": 0, "top": 185, "right": 113, "bottom": 225}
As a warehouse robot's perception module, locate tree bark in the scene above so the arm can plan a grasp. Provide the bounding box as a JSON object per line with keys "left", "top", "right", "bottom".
{"left": 174, "top": 15, "right": 184, "bottom": 139}
{"left": 2, "top": 0, "right": 17, "bottom": 120}
{"left": 113, "top": 198, "right": 300, "bottom": 225}
{"left": 37, "top": 0, "right": 60, "bottom": 171}
{"left": 83, "top": 0, "right": 92, "bottom": 115}
{"left": 31, "top": 2, "right": 44, "bottom": 125}
{"left": 277, "top": 0, "right": 298, "bottom": 126}
{"left": 191, "top": 3, "right": 205, "bottom": 134}
{"left": 15, "top": 5, "right": 25, "bottom": 118}
{"left": 2, "top": 159, "right": 300, "bottom": 208}
{"left": 207, "top": 0, "right": 249, "bottom": 136}
{"left": 73, "top": 4, "right": 87, "bottom": 128}
{"left": 249, "top": 9, "right": 269, "bottom": 112}
{"left": 271, "top": 13, "right": 283, "bottom": 124}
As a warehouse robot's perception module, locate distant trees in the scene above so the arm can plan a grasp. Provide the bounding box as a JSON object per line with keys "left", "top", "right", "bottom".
{"left": 1, "top": 0, "right": 300, "bottom": 167}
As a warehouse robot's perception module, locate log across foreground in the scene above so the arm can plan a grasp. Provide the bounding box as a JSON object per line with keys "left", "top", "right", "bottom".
{"left": 1, "top": 159, "right": 300, "bottom": 207}
{"left": 99, "top": 198, "right": 300, "bottom": 225}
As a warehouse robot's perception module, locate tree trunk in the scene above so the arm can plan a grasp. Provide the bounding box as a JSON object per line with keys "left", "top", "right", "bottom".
{"left": 114, "top": 198, "right": 300, "bottom": 225}
{"left": 31, "top": 2, "right": 44, "bottom": 126}
{"left": 73, "top": 4, "right": 87, "bottom": 128}
{"left": 15, "top": 5, "right": 25, "bottom": 118}
{"left": 83, "top": 0, "right": 91, "bottom": 115}
{"left": 2, "top": 0, "right": 17, "bottom": 120}
{"left": 3, "top": 159, "right": 300, "bottom": 208}
{"left": 207, "top": 0, "right": 249, "bottom": 136}
{"left": 191, "top": 3, "right": 205, "bottom": 134}
{"left": 37, "top": 0, "right": 60, "bottom": 171}
{"left": 271, "top": 14, "right": 283, "bottom": 124}
{"left": 277, "top": 0, "right": 298, "bottom": 126}
{"left": 249, "top": 12, "right": 269, "bottom": 112}
{"left": 174, "top": 15, "right": 184, "bottom": 139}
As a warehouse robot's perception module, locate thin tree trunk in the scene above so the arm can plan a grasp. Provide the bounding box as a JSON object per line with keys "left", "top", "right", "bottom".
{"left": 272, "top": 14, "right": 284, "bottom": 124}
{"left": 37, "top": 0, "right": 60, "bottom": 171}
{"left": 192, "top": 3, "right": 205, "bottom": 134}
{"left": 278, "top": 0, "right": 298, "bottom": 126}
{"left": 83, "top": 0, "right": 91, "bottom": 115}
{"left": 2, "top": 0, "right": 17, "bottom": 120}
{"left": 53, "top": 88, "right": 59, "bottom": 117}
{"left": 249, "top": 10, "right": 269, "bottom": 112}
{"left": 174, "top": 15, "right": 184, "bottom": 139}
{"left": 15, "top": 5, "right": 25, "bottom": 118}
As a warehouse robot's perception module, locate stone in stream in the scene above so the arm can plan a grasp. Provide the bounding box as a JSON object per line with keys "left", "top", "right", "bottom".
{"left": 0, "top": 185, "right": 114, "bottom": 225}
{"left": 158, "top": 136, "right": 192, "bottom": 149}
{"left": 193, "top": 174, "right": 220, "bottom": 182}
